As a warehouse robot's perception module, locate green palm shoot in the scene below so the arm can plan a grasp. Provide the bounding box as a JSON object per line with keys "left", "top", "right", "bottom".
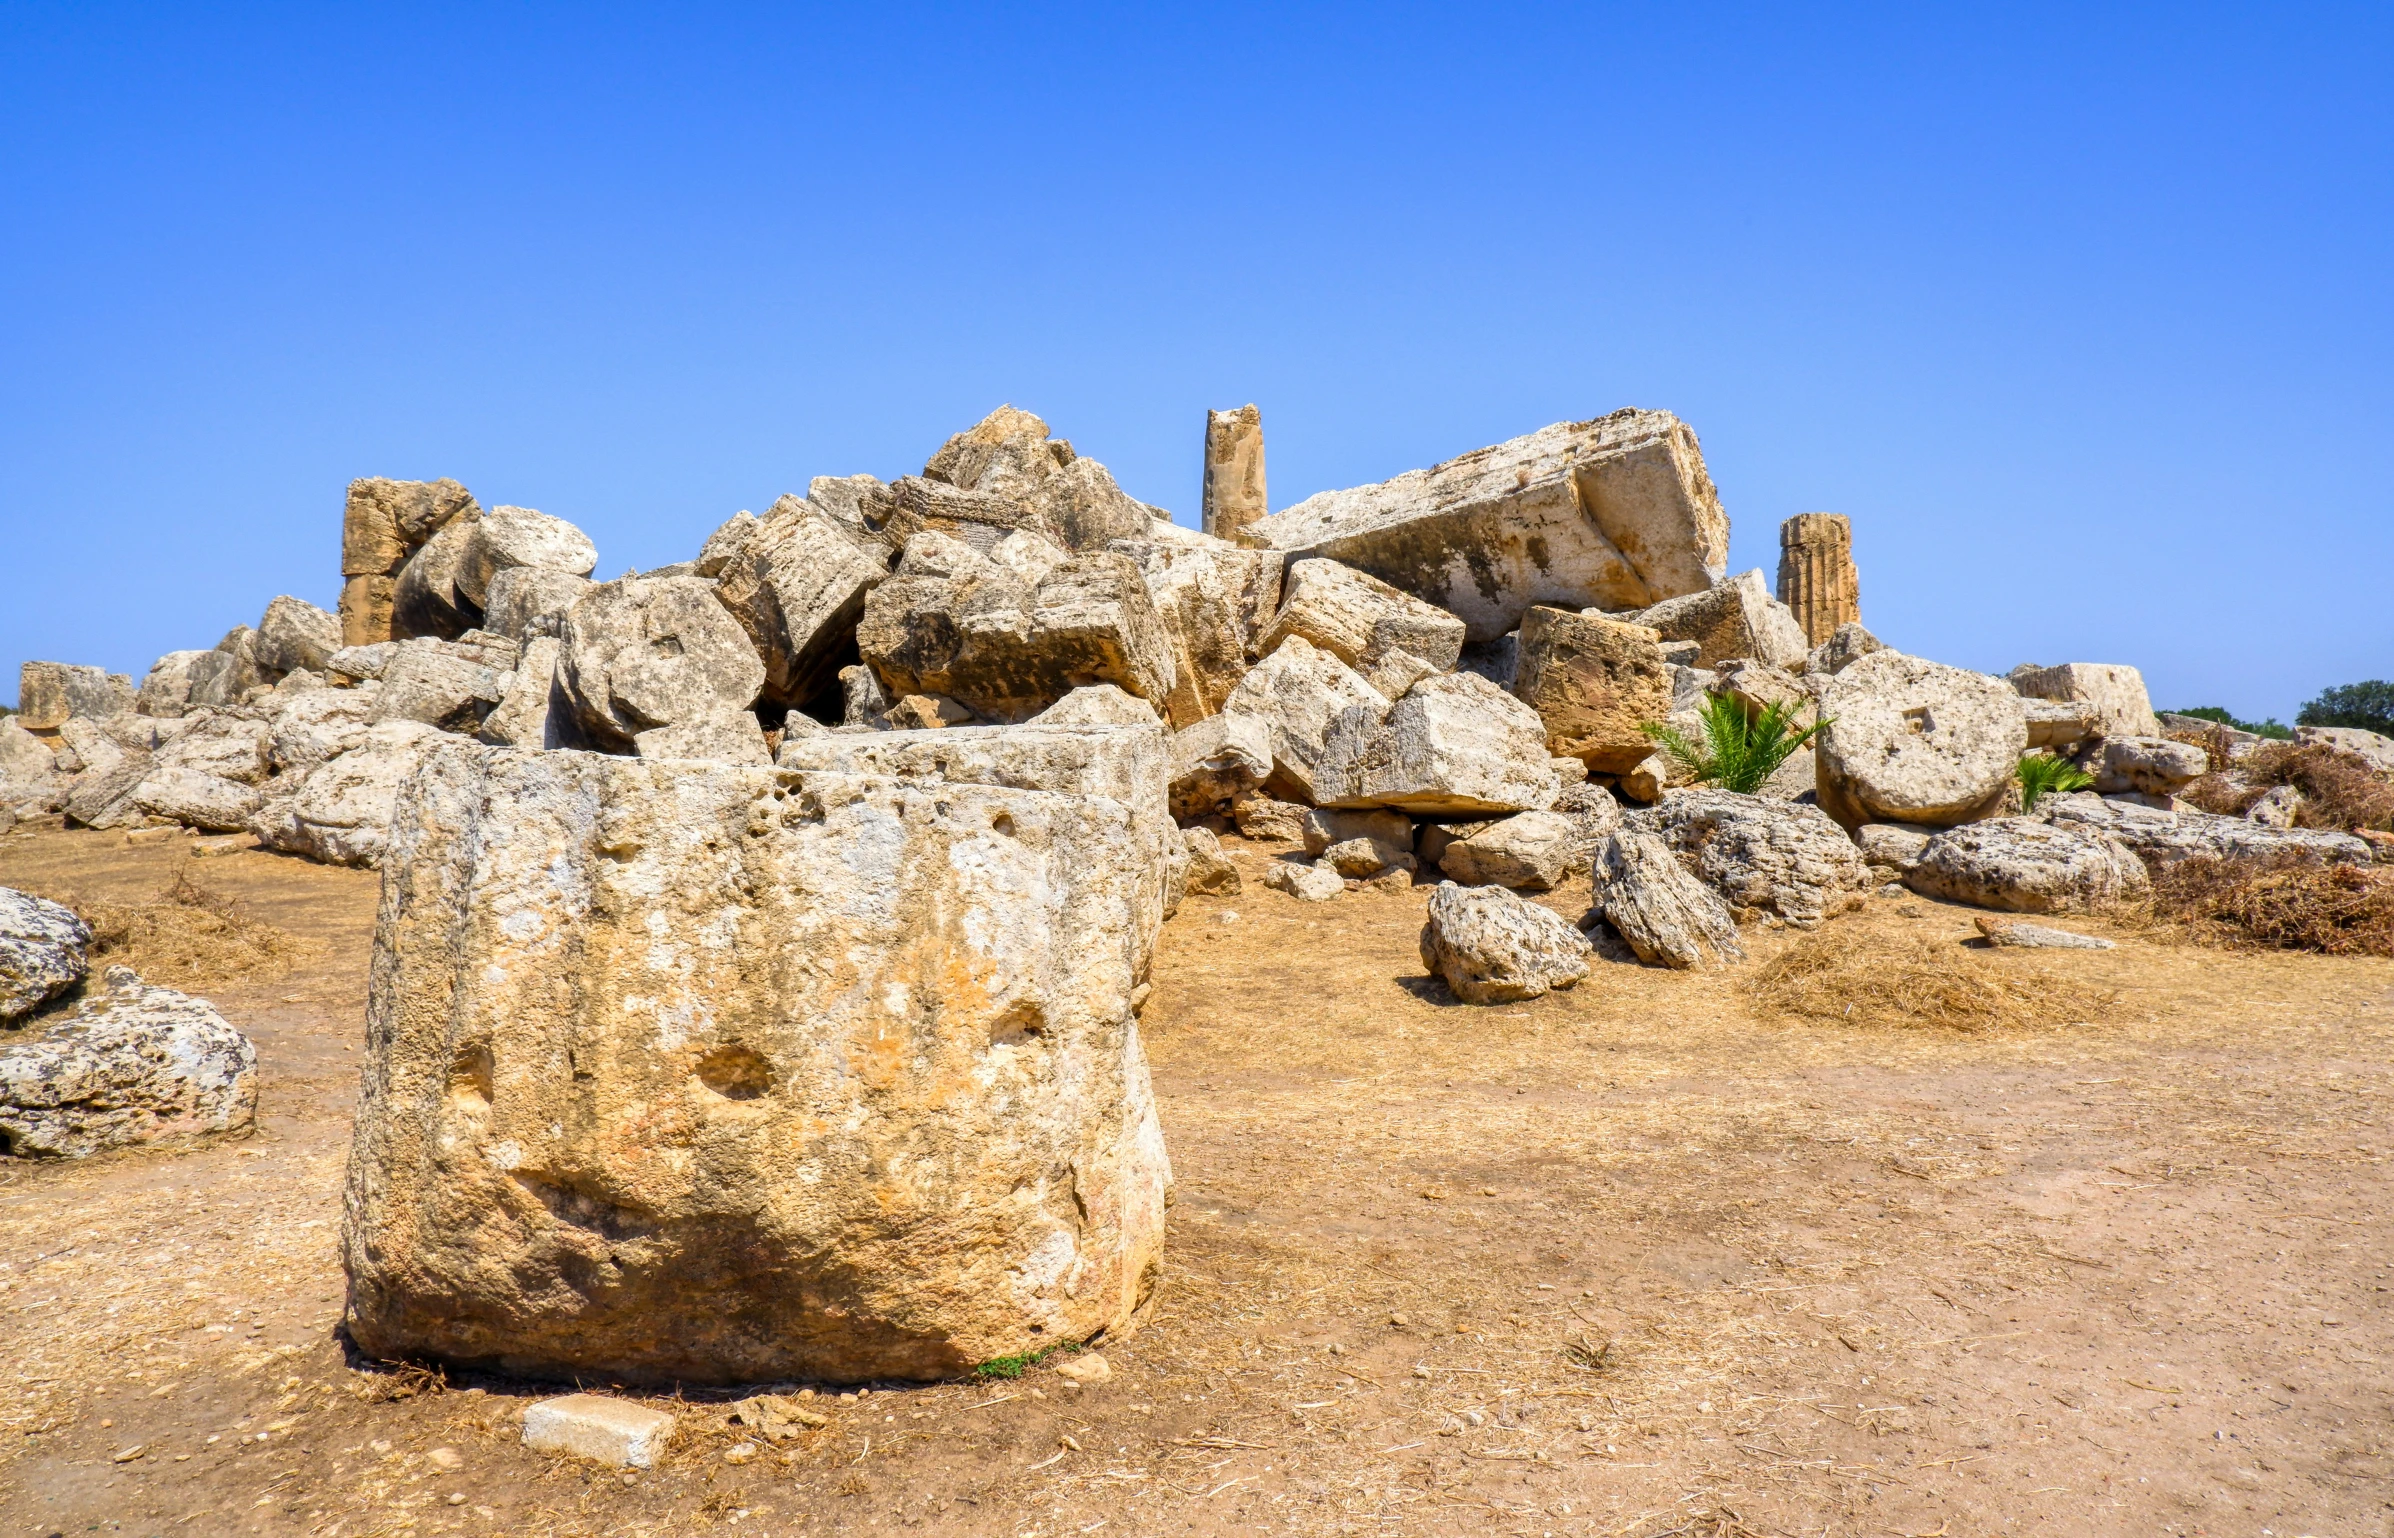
{"left": 1641, "top": 693, "right": 1829, "bottom": 796}
{"left": 2015, "top": 751, "right": 2094, "bottom": 811}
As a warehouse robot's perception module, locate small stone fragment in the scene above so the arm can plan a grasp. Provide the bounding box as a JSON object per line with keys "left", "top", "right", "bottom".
{"left": 1418, "top": 883, "right": 1593, "bottom": 1004}
{"left": 1261, "top": 860, "right": 1345, "bottom": 902}
{"left": 521, "top": 1396, "right": 679, "bottom": 1469}
{"left": 1974, "top": 916, "right": 2116, "bottom": 950}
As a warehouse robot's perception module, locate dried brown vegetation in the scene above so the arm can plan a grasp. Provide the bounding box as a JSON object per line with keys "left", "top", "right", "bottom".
{"left": 59, "top": 867, "right": 316, "bottom": 988}
{"left": 2178, "top": 740, "right": 2394, "bottom": 832}
{"left": 2143, "top": 852, "right": 2394, "bottom": 957}
{"left": 1746, "top": 924, "right": 2117, "bottom": 1032}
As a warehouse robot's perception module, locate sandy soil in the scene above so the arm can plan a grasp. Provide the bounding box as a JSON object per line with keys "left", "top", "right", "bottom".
{"left": 1, "top": 818, "right": 2389, "bottom": 1538}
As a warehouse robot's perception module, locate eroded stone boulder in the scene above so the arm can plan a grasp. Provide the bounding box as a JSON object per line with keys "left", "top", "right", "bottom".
{"left": 2090, "top": 736, "right": 2208, "bottom": 796}
{"left": 255, "top": 597, "right": 342, "bottom": 678}
{"left": 1166, "top": 713, "right": 1272, "bottom": 823}
{"left": 1248, "top": 409, "right": 1728, "bottom": 641}
{"left": 458, "top": 506, "right": 599, "bottom": 610}
{"left": 1316, "top": 672, "right": 1559, "bottom": 816}
{"left": 482, "top": 567, "right": 596, "bottom": 643}
{"left": 2295, "top": 726, "right": 2394, "bottom": 776}
{"left": 1905, "top": 817, "right": 2151, "bottom": 913}
{"left": 270, "top": 685, "right": 384, "bottom": 774}
{"left": 0, "top": 967, "right": 256, "bottom": 1157}
{"left": 1218, "top": 636, "right": 1389, "bottom": 806}
{"left": 1436, "top": 810, "right": 1582, "bottom": 891}
{"left": 559, "top": 575, "right": 766, "bottom": 751}
{"left": 1511, "top": 607, "right": 1671, "bottom": 773}
{"left": 1112, "top": 534, "right": 1283, "bottom": 729}
{"left": 250, "top": 721, "right": 456, "bottom": 867}
{"left": 341, "top": 743, "right": 1169, "bottom": 1383}
{"left": 1638, "top": 790, "right": 1870, "bottom": 927}
{"left": 1591, "top": 828, "right": 1745, "bottom": 969}
{"left": 1180, "top": 827, "right": 1240, "bottom": 894}
{"left": 1256, "top": 558, "right": 1465, "bottom": 680}
{"left": 0, "top": 887, "right": 89, "bottom": 1024}
{"left": 1813, "top": 651, "right": 2026, "bottom": 828}
{"left": 2009, "top": 663, "right": 2159, "bottom": 741}
{"left": 2043, "top": 793, "right": 2372, "bottom": 870}
{"left": 1627, "top": 570, "right": 1810, "bottom": 670}
{"left": 1804, "top": 621, "right": 1883, "bottom": 677}
{"left": 1418, "top": 883, "right": 1592, "bottom": 1004}
{"left": 714, "top": 496, "right": 895, "bottom": 710}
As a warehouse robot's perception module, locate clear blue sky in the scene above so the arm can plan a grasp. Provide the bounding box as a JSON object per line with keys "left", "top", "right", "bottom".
{"left": 4, "top": 4, "right": 2387, "bottom": 723}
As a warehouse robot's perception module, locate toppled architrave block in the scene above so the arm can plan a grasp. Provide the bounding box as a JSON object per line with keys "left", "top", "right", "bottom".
{"left": 1776, "top": 514, "right": 1859, "bottom": 647}
{"left": 0, "top": 887, "right": 90, "bottom": 1024}
{"left": 1636, "top": 790, "right": 1870, "bottom": 927}
{"left": 1627, "top": 570, "right": 1810, "bottom": 670}
{"left": 2008, "top": 663, "right": 2160, "bottom": 741}
{"left": 1813, "top": 651, "right": 2027, "bottom": 829}
{"left": 715, "top": 495, "right": 895, "bottom": 709}
{"left": 1437, "top": 810, "right": 1583, "bottom": 891}
{"left": 859, "top": 537, "right": 1175, "bottom": 723}
{"left": 254, "top": 597, "right": 342, "bottom": 678}
{"left": 558, "top": 575, "right": 766, "bottom": 750}
{"left": 1112, "top": 534, "right": 1285, "bottom": 728}
{"left": 1203, "top": 406, "right": 1268, "bottom": 540}
{"left": 1315, "top": 673, "right": 1559, "bottom": 816}
{"left": 1592, "top": 828, "right": 1745, "bottom": 969}
{"left": 2089, "top": 736, "right": 2208, "bottom": 796}
{"left": 1248, "top": 409, "right": 1728, "bottom": 641}
{"left": 1418, "top": 883, "right": 1592, "bottom": 1004}
{"left": 1906, "top": 818, "right": 2151, "bottom": 913}
{"left": 1256, "top": 559, "right": 1465, "bottom": 679}
{"left": 458, "top": 506, "right": 599, "bottom": 610}
{"left": 391, "top": 513, "right": 486, "bottom": 641}
{"left": 0, "top": 966, "right": 256, "bottom": 1156}
{"left": 342, "top": 744, "right": 1171, "bottom": 1384}
{"left": 17, "top": 663, "right": 134, "bottom": 731}
{"left": 1510, "top": 607, "right": 1671, "bottom": 774}
{"left": 1216, "top": 637, "right": 1389, "bottom": 806}
{"left": 522, "top": 1395, "right": 679, "bottom": 1469}
{"left": 777, "top": 721, "right": 1178, "bottom": 962}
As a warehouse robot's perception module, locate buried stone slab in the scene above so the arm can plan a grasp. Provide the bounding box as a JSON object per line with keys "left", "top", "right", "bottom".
{"left": 1975, "top": 916, "right": 2115, "bottom": 950}
{"left": 0, "top": 966, "right": 257, "bottom": 1157}
{"left": 1418, "top": 883, "right": 1593, "bottom": 1004}
{"left": 343, "top": 744, "right": 1171, "bottom": 1385}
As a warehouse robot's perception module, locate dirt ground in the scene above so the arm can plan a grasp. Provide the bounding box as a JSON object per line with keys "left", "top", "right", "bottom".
{"left": 2, "top": 818, "right": 2390, "bottom": 1538}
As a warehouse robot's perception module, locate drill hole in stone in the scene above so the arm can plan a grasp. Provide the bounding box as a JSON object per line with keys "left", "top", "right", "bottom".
{"left": 695, "top": 1045, "right": 773, "bottom": 1101}
{"left": 448, "top": 1044, "right": 494, "bottom": 1110}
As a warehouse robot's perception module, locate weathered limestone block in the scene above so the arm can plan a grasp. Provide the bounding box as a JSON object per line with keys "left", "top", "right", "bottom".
{"left": 1813, "top": 651, "right": 2027, "bottom": 828}
{"left": 342, "top": 743, "right": 1170, "bottom": 1384}
{"left": 339, "top": 575, "right": 399, "bottom": 651}
{"left": 250, "top": 722, "right": 454, "bottom": 868}
{"left": 2042, "top": 793, "right": 2373, "bottom": 870}
{"left": 1804, "top": 621, "right": 1882, "bottom": 677}
{"left": 0, "top": 719, "right": 59, "bottom": 805}
{"left": 135, "top": 651, "right": 216, "bottom": 718}
{"left": 1112, "top": 536, "right": 1284, "bottom": 728}
{"left": 270, "top": 684, "right": 384, "bottom": 774}
{"left": 1975, "top": 916, "right": 2115, "bottom": 950}
{"left": 859, "top": 541, "right": 1176, "bottom": 724}
{"left": 2024, "top": 698, "right": 2101, "bottom": 752}
{"left": 0, "top": 887, "right": 90, "bottom": 1024}
{"left": 2245, "top": 784, "right": 2302, "bottom": 828}
{"left": 151, "top": 711, "right": 272, "bottom": 785}
{"left": 1257, "top": 558, "right": 1465, "bottom": 680}
{"left": 0, "top": 966, "right": 256, "bottom": 1157}
{"left": 1249, "top": 409, "right": 1728, "bottom": 641}
{"left": 915, "top": 406, "right": 1159, "bottom": 554}
{"left": 187, "top": 629, "right": 269, "bottom": 710}
{"left": 130, "top": 766, "right": 264, "bottom": 832}
{"left": 1418, "top": 883, "right": 1592, "bottom": 1004}
{"left": 1261, "top": 859, "right": 1345, "bottom": 902}
{"left": 17, "top": 663, "right": 133, "bottom": 730}
{"left": 559, "top": 576, "right": 766, "bottom": 751}
{"left": 1202, "top": 405, "right": 1268, "bottom": 540}
{"left": 255, "top": 596, "right": 342, "bottom": 678}
{"left": 326, "top": 642, "right": 398, "bottom": 682}
{"left": 1218, "top": 636, "right": 1395, "bottom": 807}
{"left": 1437, "top": 810, "right": 1583, "bottom": 890}
{"left": 369, "top": 638, "right": 515, "bottom": 734}
{"left": 1628, "top": 569, "right": 1810, "bottom": 670}
{"left": 1636, "top": 790, "right": 1870, "bottom": 927}
{"left": 1856, "top": 822, "right": 1933, "bottom": 875}
{"left": 714, "top": 498, "right": 894, "bottom": 709}
{"left": 839, "top": 663, "right": 893, "bottom": 728}
{"left": 1775, "top": 513, "right": 1859, "bottom": 647}
{"left": 1906, "top": 817, "right": 2151, "bottom": 913}
{"left": 54, "top": 717, "right": 124, "bottom": 780}
{"left": 1510, "top": 607, "right": 1671, "bottom": 773}
{"left": 1032, "top": 685, "right": 1161, "bottom": 727}
{"left": 2090, "top": 736, "right": 2208, "bottom": 796}
{"left": 2296, "top": 726, "right": 2394, "bottom": 775}
{"left": 1302, "top": 808, "right": 1414, "bottom": 866}
{"left": 2009, "top": 663, "right": 2160, "bottom": 741}
{"left": 1592, "top": 828, "right": 1745, "bottom": 969}
{"left": 523, "top": 1395, "right": 679, "bottom": 1468}
{"left": 1316, "top": 673, "right": 1559, "bottom": 816}
{"left": 482, "top": 565, "right": 596, "bottom": 644}
{"left": 1166, "top": 713, "right": 1273, "bottom": 823}
{"left": 345, "top": 477, "right": 479, "bottom": 574}
{"left": 392, "top": 513, "right": 485, "bottom": 641}
{"left": 776, "top": 722, "right": 1178, "bottom": 963}
{"left": 633, "top": 716, "right": 773, "bottom": 765}
{"left": 1180, "top": 827, "right": 1241, "bottom": 894}
{"left": 693, "top": 510, "right": 761, "bottom": 578}
{"left": 63, "top": 753, "right": 153, "bottom": 830}
{"left": 470, "top": 637, "right": 558, "bottom": 750}
{"left": 458, "top": 506, "right": 599, "bottom": 609}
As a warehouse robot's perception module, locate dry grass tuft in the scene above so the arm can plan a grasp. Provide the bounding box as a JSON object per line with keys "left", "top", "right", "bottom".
{"left": 2180, "top": 742, "right": 2394, "bottom": 833}
{"left": 68, "top": 869, "right": 316, "bottom": 988}
{"left": 2144, "top": 854, "right": 2394, "bottom": 957}
{"left": 1749, "top": 925, "right": 2117, "bottom": 1032}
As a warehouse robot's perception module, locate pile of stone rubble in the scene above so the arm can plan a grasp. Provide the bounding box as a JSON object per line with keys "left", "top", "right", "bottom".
{"left": 6, "top": 400, "right": 2390, "bottom": 1388}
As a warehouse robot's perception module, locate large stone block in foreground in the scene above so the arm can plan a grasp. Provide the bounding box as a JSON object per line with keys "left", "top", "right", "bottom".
{"left": 1246, "top": 408, "right": 1729, "bottom": 642}
{"left": 342, "top": 743, "right": 1170, "bottom": 1385}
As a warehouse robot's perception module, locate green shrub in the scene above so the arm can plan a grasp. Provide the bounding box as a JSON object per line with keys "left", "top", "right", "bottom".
{"left": 2297, "top": 681, "right": 2394, "bottom": 737}
{"left": 2015, "top": 751, "right": 2094, "bottom": 811}
{"left": 2169, "top": 705, "right": 2291, "bottom": 740}
{"left": 1642, "top": 694, "right": 1826, "bottom": 796}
